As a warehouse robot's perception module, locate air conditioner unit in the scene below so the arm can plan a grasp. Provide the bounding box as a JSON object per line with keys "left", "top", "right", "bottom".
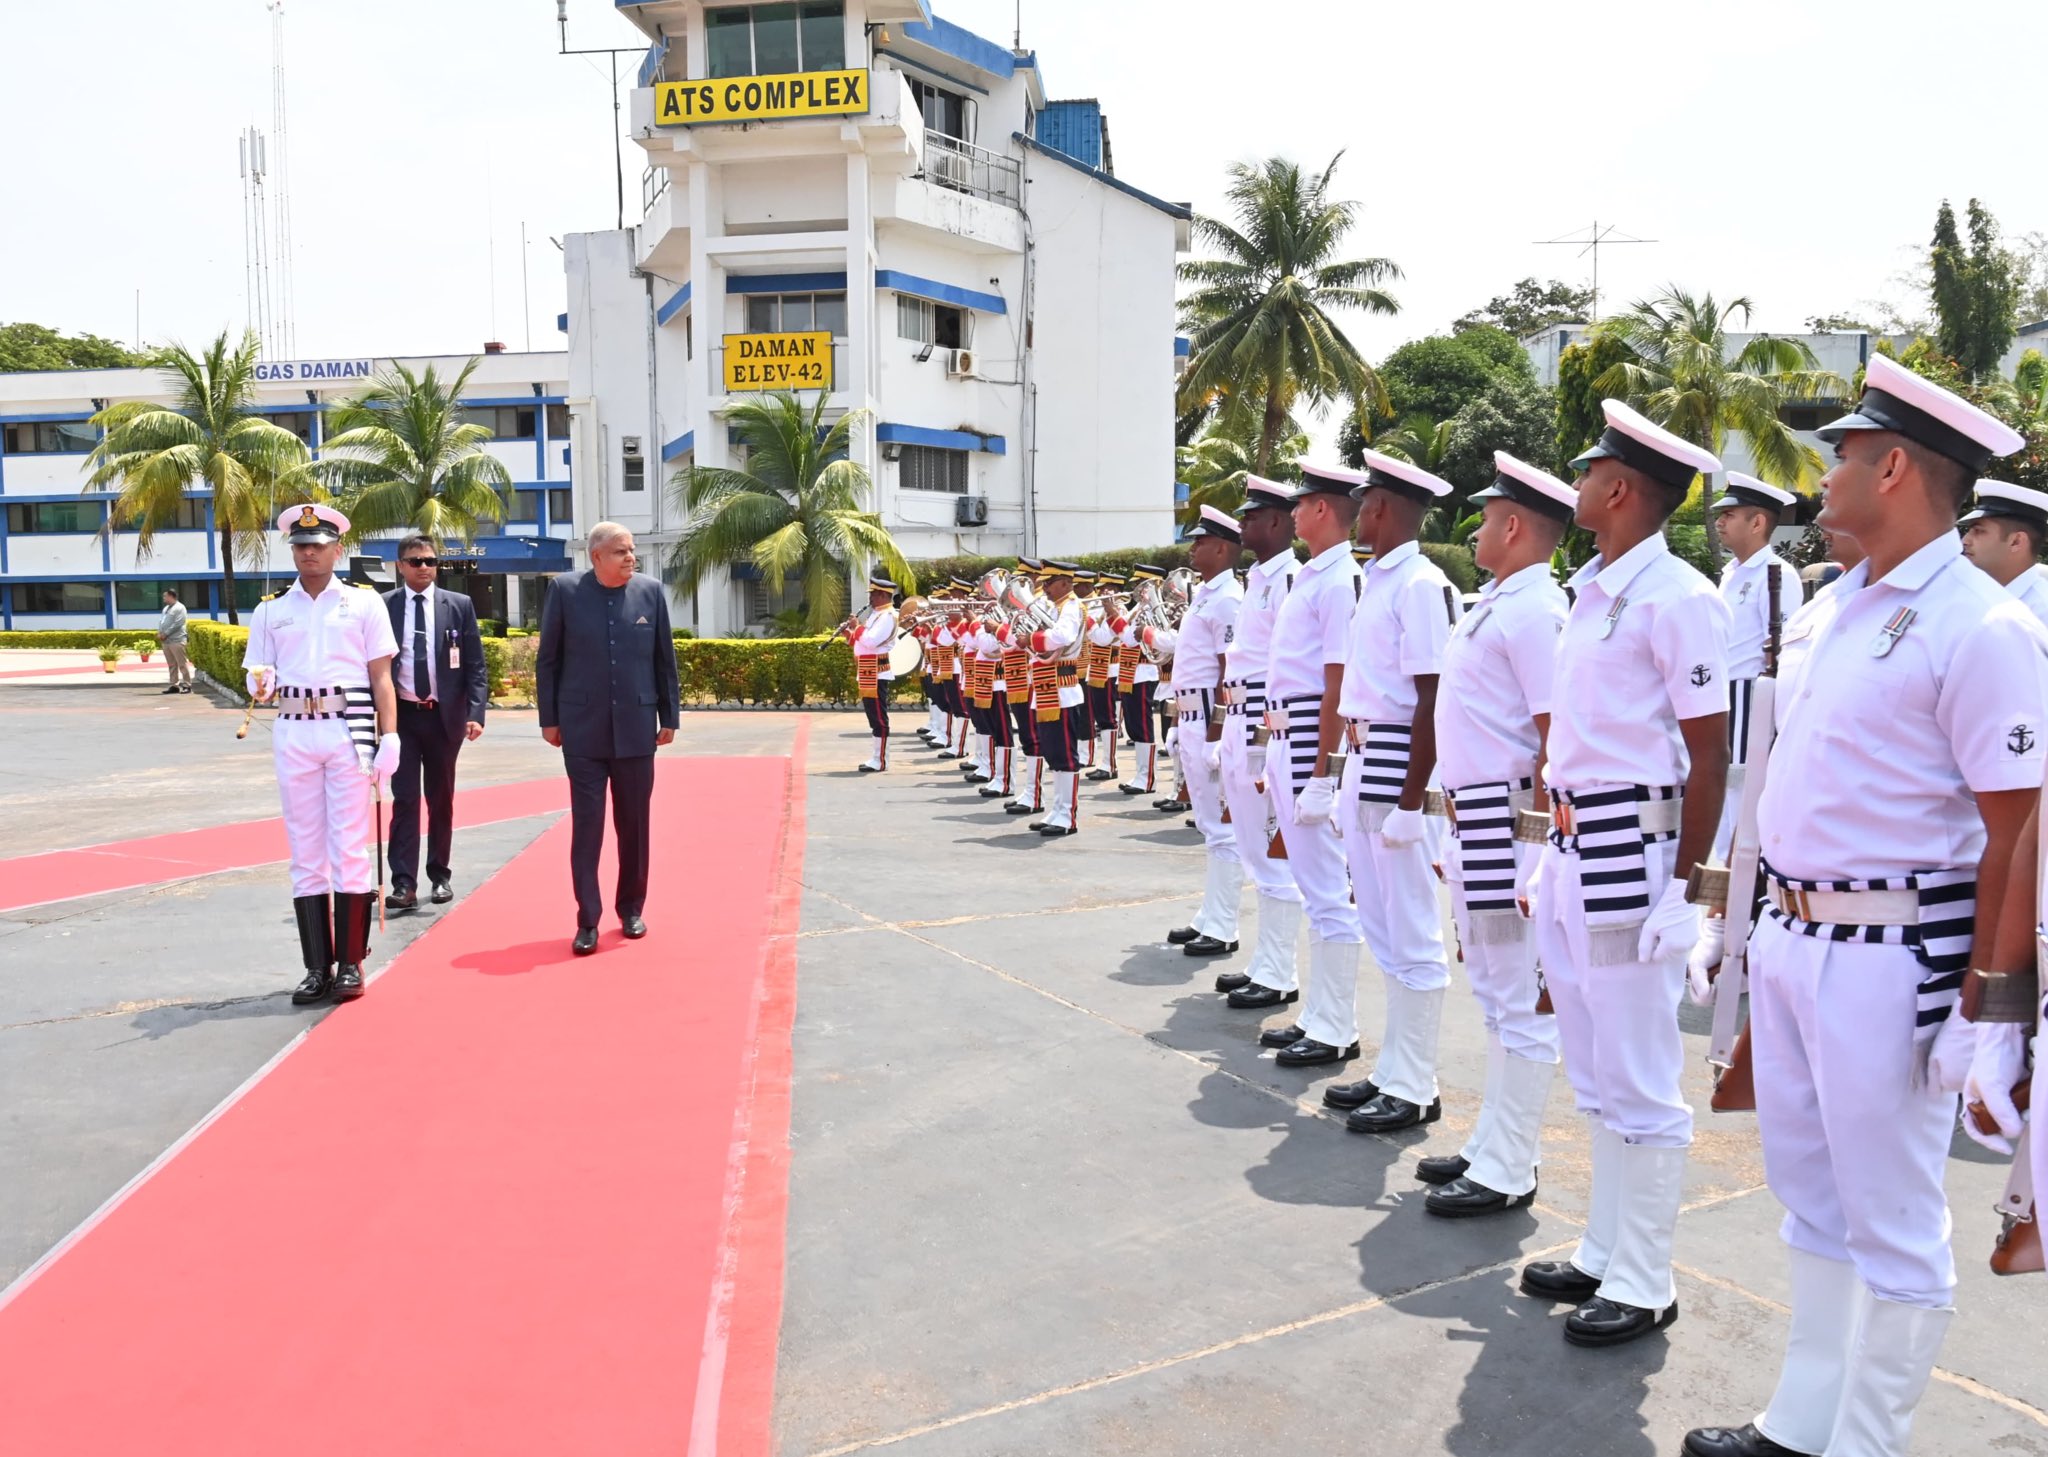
{"left": 954, "top": 494, "right": 989, "bottom": 527}
{"left": 929, "top": 147, "right": 971, "bottom": 190}
{"left": 946, "top": 348, "right": 979, "bottom": 379}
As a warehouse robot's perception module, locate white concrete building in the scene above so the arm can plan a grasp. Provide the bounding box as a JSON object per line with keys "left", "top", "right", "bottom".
{"left": 0, "top": 349, "right": 572, "bottom": 631}
{"left": 565, "top": 1, "right": 1188, "bottom": 634}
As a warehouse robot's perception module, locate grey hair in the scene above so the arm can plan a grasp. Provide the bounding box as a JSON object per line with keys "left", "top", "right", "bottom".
{"left": 587, "top": 521, "right": 633, "bottom": 554}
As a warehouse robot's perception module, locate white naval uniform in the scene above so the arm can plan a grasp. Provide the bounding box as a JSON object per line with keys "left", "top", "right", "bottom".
{"left": 1712, "top": 548, "right": 1804, "bottom": 860}
{"left": 245, "top": 579, "right": 400, "bottom": 897}
{"left": 2006, "top": 562, "right": 2048, "bottom": 628}
{"left": 1742, "top": 531, "right": 2048, "bottom": 1456}
{"left": 1223, "top": 550, "right": 1302, "bottom": 994}
{"left": 1170, "top": 572, "right": 1245, "bottom": 941}
{"left": 1771, "top": 576, "right": 1848, "bottom": 733}
{"left": 1301, "top": 540, "right": 1455, "bottom": 1090}
{"left": 1436, "top": 561, "right": 1567, "bottom": 1197}
{"left": 1533, "top": 532, "right": 1729, "bottom": 1312}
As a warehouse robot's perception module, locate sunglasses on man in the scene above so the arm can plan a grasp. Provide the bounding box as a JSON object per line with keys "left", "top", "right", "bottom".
{"left": 401, "top": 556, "right": 439, "bottom": 567}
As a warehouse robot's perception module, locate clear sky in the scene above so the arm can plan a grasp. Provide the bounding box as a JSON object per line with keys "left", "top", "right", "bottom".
{"left": 3, "top": 0, "right": 2043, "bottom": 410}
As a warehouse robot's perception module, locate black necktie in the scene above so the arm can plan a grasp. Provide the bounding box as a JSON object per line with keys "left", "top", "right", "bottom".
{"left": 412, "top": 594, "right": 431, "bottom": 701}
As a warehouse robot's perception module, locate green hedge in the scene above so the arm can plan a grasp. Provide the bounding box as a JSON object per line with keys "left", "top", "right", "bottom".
{"left": 0, "top": 630, "right": 162, "bottom": 651}
{"left": 1421, "top": 542, "right": 1479, "bottom": 594}
{"left": 187, "top": 622, "right": 252, "bottom": 690}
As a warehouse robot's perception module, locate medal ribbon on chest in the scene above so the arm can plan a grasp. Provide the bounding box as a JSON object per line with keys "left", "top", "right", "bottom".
{"left": 1872, "top": 606, "right": 1917, "bottom": 658}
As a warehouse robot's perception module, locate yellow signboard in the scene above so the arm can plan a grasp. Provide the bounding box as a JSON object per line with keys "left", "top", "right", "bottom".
{"left": 655, "top": 70, "right": 870, "bottom": 127}
{"left": 724, "top": 332, "right": 835, "bottom": 392}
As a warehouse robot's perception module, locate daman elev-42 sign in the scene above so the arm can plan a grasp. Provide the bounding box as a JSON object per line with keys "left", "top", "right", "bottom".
{"left": 723, "top": 332, "right": 834, "bottom": 392}
{"left": 655, "top": 70, "right": 869, "bottom": 126}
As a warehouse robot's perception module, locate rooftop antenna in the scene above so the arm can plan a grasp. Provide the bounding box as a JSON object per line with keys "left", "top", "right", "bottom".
{"left": 240, "top": 126, "right": 276, "bottom": 353}
{"left": 268, "top": 2, "right": 297, "bottom": 356}
{"left": 1532, "top": 219, "right": 1657, "bottom": 322}
{"left": 1014, "top": 0, "right": 1022, "bottom": 49}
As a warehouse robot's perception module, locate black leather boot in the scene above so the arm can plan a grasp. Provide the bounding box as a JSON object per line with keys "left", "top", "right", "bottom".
{"left": 1425, "top": 1176, "right": 1537, "bottom": 1219}
{"left": 1345, "top": 1094, "right": 1441, "bottom": 1135}
{"left": 332, "top": 891, "right": 374, "bottom": 1002}
{"left": 1681, "top": 1423, "right": 1817, "bottom": 1457}
{"left": 1321, "top": 1077, "right": 1380, "bottom": 1110}
{"left": 291, "top": 894, "right": 334, "bottom": 1005}
{"left": 1563, "top": 1294, "right": 1678, "bottom": 1347}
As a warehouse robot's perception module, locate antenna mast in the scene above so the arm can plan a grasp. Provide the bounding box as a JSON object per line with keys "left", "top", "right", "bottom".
{"left": 268, "top": 2, "right": 297, "bottom": 356}
{"left": 1532, "top": 219, "right": 1657, "bottom": 322}
{"left": 242, "top": 125, "right": 275, "bottom": 353}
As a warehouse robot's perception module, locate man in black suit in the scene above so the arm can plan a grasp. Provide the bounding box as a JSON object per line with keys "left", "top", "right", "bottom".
{"left": 383, "top": 533, "right": 490, "bottom": 911}
{"left": 536, "top": 522, "right": 681, "bottom": 955}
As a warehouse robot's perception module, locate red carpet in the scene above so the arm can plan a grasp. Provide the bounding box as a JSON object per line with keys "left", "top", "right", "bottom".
{"left": 0, "top": 748, "right": 806, "bottom": 1456}
{"left": 0, "top": 776, "right": 571, "bottom": 913}
{"left": 0, "top": 660, "right": 165, "bottom": 679}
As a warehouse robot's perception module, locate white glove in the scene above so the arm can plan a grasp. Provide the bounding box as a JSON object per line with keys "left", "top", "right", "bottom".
{"left": 1294, "top": 775, "right": 1338, "bottom": 828}
{"left": 1926, "top": 1014, "right": 1979, "bottom": 1097}
{"left": 370, "top": 732, "right": 401, "bottom": 786}
{"left": 1379, "top": 805, "right": 1426, "bottom": 848}
{"left": 1686, "top": 914, "right": 1727, "bottom": 1006}
{"left": 1203, "top": 739, "right": 1222, "bottom": 777}
{"left": 1518, "top": 850, "right": 1547, "bottom": 920}
{"left": 1637, "top": 879, "right": 1701, "bottom": 963}
{"left": 1961, "top": 1023, "right": 2030, "bottom": 1155}
{"left": 245, "top": 666, "right": 276, "bottom": 701}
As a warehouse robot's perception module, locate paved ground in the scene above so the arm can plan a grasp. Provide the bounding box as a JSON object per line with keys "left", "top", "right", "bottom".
{"left": 3, "top": 658, "right": 2045, "bottom": 1454}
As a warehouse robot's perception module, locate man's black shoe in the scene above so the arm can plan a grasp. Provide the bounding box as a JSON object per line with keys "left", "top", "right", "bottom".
{"left": 1226, "top": 984, "right": 1296, "bottom": 1009}
{"left": 968, "top": 772, "right": 991, "bottom": 784}
{"left": 1215, "top": 970, "right": 1254, "bottom": 993}
{"left": 1345, "top": 1094, "right": 1441, "bottom": 1135}
{"left": 386, "top": 887, "right": 418, "bottom": 912}
{"left": 936, "top": 751, "right": 960, "bottom": 760}
{"left": 978, "top": 785, "right": 1008, "bottom": 798}
{"left": 1321, "top": 1078, "right": 1380, "bottom": 1110}
{"left": 857, "top": 763, "right": 882, "bottom": 773}
{"left": 573, "top": 927, "right": 599, "bottom": 956}
{"left": 1563, "top": 1294, "right": 1678, "bottom": 1347}
{"left": 160, "top": 685, "right": 182, "bottom": 694}
{"left": 178, "top": 683, "right": 193, "bottom": 693}
{"left": 622, "top": 915, "right": 648, "bottom": 939}
{"left": 330, "top": 893, "right": 373, "bottom": 1002}
{"left": 430, "top": 879, "right": 453, "bottom": 904}
{"left": 1086, "top": 768, "right": 1116, "bottom": 781}
{"left": 1681, "top": 1423, "right": 1816, "bottom": 1457}
{"left": 1119, "top": 783, "right": 1150, "bottom": 795}
{"left": 1519, "top": 1260, "right": 1602, "bottom": 1303}
{"left": 1035, "top": 824, "right": 1076, "bottom": 837}
{"left": 1155, "top": 797, "right": 1183, "bottom": 812}
{"left": 1166, "top": 926, "right": 1201, "bottom": 944}
{"left": 1275, "top": 1037, "right": 1360, "bottom": 1067}
{"left": 291, "top": 967, "right": 334, "bottom": 1005}
{"left": 1004, "top": 802, "right": 1038, "bottom": 815}
{"left": 333, "top": 963, "right": 365, "bottom": 1002}
{"left": 1258, "top": 1022, "right": 1306, "bottom": 1049}
{"left": 1415, "top": 1154, "right": 1471, "bottom": 1185}
{"left": 1425, "top": 1176, "right": 1536, "bottom": 1219}
{"left": 1183, "top": 935, "right": 1237, "bottom": 957}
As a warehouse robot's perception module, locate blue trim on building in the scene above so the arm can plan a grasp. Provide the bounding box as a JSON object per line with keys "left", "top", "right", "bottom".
{"left": 205, "top": 498, "right": 217, "bottom": 569}
{"left": 459, "top": 395, "right": 565, "bottom": 408}
{"left": 1013, "top": 133, "right": 1192, "bottom": 220}
{"left": 726, "top": 272, "right": 848, "bottom": 296}
{"left": 877, "top": 423, "right": 1007, "bottom": 456}
{"left": 1174, "top": 336, "right": 1191, "bottom": 358}
{"left": 0, "top": 410, "right": 95, "bottom": 424}
{"left": 557, "top": 312, "right": 570, "bottom": 333}
{"left": 899, "top": 16, "right": 1016, "bottom": 78}
{"left": 662, "top": 430, "right": 696, "bottom": 462}
{"left": 656, "top": 282, "right": 692, "bottom": 325}
{"left": 873, "top": 47, "right": 990, "bottom": 96}
{"left": 875, "top": 269, "right": 1006, "bottom": 316}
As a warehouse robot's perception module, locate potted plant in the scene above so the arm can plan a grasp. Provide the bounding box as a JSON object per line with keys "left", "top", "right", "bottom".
{"left": 96, "top": 643, "right": 122, "bottom": 673}
{"left": 139, "top": 641, "right": 155, "bottom": 663}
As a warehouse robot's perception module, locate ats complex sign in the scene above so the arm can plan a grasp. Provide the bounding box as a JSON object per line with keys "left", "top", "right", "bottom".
{"left": 723, "top": 332, "right": 834, "bottom": 392}
{"left": 655, "top": 69, "right": 869, "bottom": 126}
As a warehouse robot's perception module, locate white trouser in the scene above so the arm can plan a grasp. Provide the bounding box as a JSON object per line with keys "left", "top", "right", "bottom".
{"left": 1750, "top": 916, "right": 1959, "bottom": 1305}
{"left": 1279, "top": 742, "right": 1361, "bottom": 949}
{"left": 1446, "top": 845, "right": 1559, "bottom": 1063}
{"left": 1181, "top": 720, "right": 1241, "bottom": 941}
{"left": 1532, "top": 839, "right": 1692, "bottom": 1147}
{"left": 1220, "top": 723, "right": 1299, "bottom": 902}
{"left": 1710, "top": 762, "right": 1746, "bottom": 864}
{"left": 273, "top": 719, "right": 376, "bottom": 896}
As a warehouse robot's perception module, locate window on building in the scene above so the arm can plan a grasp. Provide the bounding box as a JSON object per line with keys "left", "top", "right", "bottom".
{"left": 115, "top": 579, "right": 211, "bottom": 613}
{"left": 896, "top": 296, "right": 967, "bottom": 349}
{"left": 266, "top": 410, "right": 316, "bottom": 444}
{"left": 707, "top": 2, "right": 844, "bottom": 78}
{"left": 1778, "top": 402, "right": 1834, "bottom": 433}
{"left": 14, "top": 581, "right": 106, "bottom": 614}
{"left": 547, "top": 488, "right": 574, "bottom": 524}
{"left": 159, "top": 498, "right": 208, "bottom": 531}
{"left": 906, "top": 77, "right": 970, "bottom": 142}
{"left": 230, "top": 577, "right": 289, "bottom": 611}
{"left": 2, "top": 420, "right": 98, "bottom": 454}
{"left": 544, "top": 403, "right": 571, "bottom": 439}
{"left": 5, "top": 501, "right": 102, "bottom": 533}
{"left": 622, "top": 452, "right": 646, "bottom": 493}
{"left": 507, "top": 489, "right": 542, "bottom": 522}
{"left": 744, "top": 291, "right": 847, "bottom": 336}
{"left": 459, "top": 405, "right": 537, "bottom": 438}
{"left": 898, "top": 443, "right": 969, "bottom": 493}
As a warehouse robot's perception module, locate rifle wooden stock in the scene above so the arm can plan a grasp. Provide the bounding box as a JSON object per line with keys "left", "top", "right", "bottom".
{"left": 1990, "top": 1082, "right": 2041, "bottom": 1276}
{"left": 1710, "top": 1027, "right": 1757, "bottom": 1112}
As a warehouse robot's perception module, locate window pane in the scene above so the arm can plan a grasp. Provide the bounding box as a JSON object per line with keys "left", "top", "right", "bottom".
{"left": 815, "top": 293, "right": 847, "bottom": 337}
{"left": 798, "top": 2, "right": 843, "bottom": 69}
{"left": 17, "top": 581, "right": 106, "bottom": 613}
{"left": 6, "top": 501, "right": 100, "bottom": 533}
{"left": 512, "top": 407, "right": 537, "bottom": 438}
{"left": 897, "top": 294, "right": 928, "bottom": 343}
{"left": 548, "top": 488, "right": 574, "bottom": 523}
{"left": 545, "top": 402, "right": 571, "bottom": 438}
{"left": 747, "top": 295, "right": 779, "bottom": 332}
{"left": 45, "top": 420, "right": 98, "bottom": 452}
{"left": 780, "top": 295, "right": 813, "bottom": 332}
{"left": 900, "top": 444, "right": 968, "bottom": 493}
{"left": 934, "top": 304, "right": 964, "bottom": 349}
{"left": 231, "top": 576, "right": 288, "bottom": 610}
{"left": 510, "top": 489, "right": 542, "bottom": 520}
{"left": 268, "top": 411, "right": 314, "bottom": 443}
{"left": 706, "top": 8, "right": 753, "bottom": 78}
{"left": 752, "top": 3, "right": 800, "bottom": 74}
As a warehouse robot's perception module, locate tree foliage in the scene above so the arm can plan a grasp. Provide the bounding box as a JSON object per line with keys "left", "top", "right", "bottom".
{"left": 0, "top": 322, "right": 147, "bottom": 373}
{"left": 1930, "top": 198, "right": 2022, "bottom": 379}
{"left": 1453, "top": 278, "right": 1594, "bottom": 340}
{"left": 309, "top": 359, "right": 511, "bottom": 545}
{"left": 1552, "top": 332, "right": 1636, "bottom": 466}
{"left": 1176, "top": 421, "right": 1306, "bottom": 526}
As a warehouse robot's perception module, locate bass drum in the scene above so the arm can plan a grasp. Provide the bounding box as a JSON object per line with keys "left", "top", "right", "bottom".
{"left": 888, "top": 634, "right": 924, "bottom": 678}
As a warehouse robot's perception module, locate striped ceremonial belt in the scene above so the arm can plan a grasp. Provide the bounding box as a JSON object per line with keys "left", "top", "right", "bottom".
{"left": 1350, "top": 720, "right": 1412, "bottom": 805}
{"left": 1447, "top": 778, "right": 1534, "bottom": 916}
{"left": 1727, "top": 677, "right": 1758, "bottom": 762}
{"left": 1550, "top": 784, "right": 1682, "bottom": 964}
{"left": 277, "top": 685, "right": 377, "bottom": 765}
{"left": 1177, "top": 687, "right": 1213, "bottom": 723}
{"left": 1224, "top": 676, "right": 1266, "bottom": 749}
{"left": 1279, "top": 694, "right": 1323, "bottom": 795}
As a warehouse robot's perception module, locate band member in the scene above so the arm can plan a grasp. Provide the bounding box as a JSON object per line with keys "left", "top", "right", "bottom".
{"left": 1156, "top": 506, "right": 1246, "bottom": 955}
{"left": 1521, "top": 400, "right": 1729, "bottom": 1349}
{"left": 1685, "top": 357, "right": 2045, "bottom": 1456}
{"left": 846, "top": 573, "right": 899, "bottom": 772}
{"left": 243, "top": 503, "right": 400, "bottom": 1005}
{"left": 1315, "top": 451, "right": 1458, "bottom": 1133}
{"left": 1215, "top": 477, "right": 1305, "bottom": 1007}
{"left": 1117, "top": 565, "right": 1165, "bottom": 794}
{"left": 969, "top": 602, "right": 1014, "bottom": 798}
{"left": 1028, "top": 561, "right": 1089, "bottom": 836}
{"left": 1070, "top": 570, "right": 1099, "bottom": 769}
{"left": 1001, "top": 560, "right": 1047, "bottom": 815}
{"left": 1415, "top": 453, "right": 1572, "bottom": 1217}
{"left": 1959, "top": 479, "right": 2048, "bottom": 626}
{"left": 1259, "top": 465, "right": 1367, "bottom": 1066}
{"left": 1085, "top": 575, "right": 1123, "bottom": 780}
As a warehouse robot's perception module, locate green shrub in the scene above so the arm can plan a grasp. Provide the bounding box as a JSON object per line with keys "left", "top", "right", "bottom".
{"left": 477, "top": 618, "right": 507, "bottom": 638}
{"left": 1420, "top": 542, "right": 1479, "bottom": 594}
{"left": 187, "top": 621, "right": 252, "bottom": 691}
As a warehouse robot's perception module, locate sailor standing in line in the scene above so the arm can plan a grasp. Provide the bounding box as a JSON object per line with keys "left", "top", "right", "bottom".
{"left": 1214, "top": 477, "right": 1305, "bottom": 1007}
{"left": 1116, "top": 565, "right": 1166, "bottom": 796}
{"left": 1958, "top": 479, "right": 2048, "bottom": 627}
{"left": 1685, "top": 357, "right": 2046, "bottom": 1457}
{"left": 847, "top": 573, "right": 899, "bottom": 772}
{"left": 1414, "top": 453, "right": 1572, "bottom": 1218}
{"left": 1085, "top": 575, "right": 1123, "bottom": 781}
{"left": 1158, "top": 506, "right": 1247, "bottom": 957}
{"left": 244, "top": 503, "right": 401, "bottom": 1005}
{"left": 1314, "top": 451, "right": 1459, "bottom": 1134}
{"left": 1518, "top": 400, "right": 1730, "bottom": 1348}
{"left": 1026, "top": 561, "right": 1089, "bottom": 836}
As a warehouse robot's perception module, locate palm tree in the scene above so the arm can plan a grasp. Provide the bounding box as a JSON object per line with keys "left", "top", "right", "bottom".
{"left": 1176, "top": 153, "right": 1401, "bottom": 473}
{"left": 1594, "top": 288, "right": 1845, "bottom": 488}
{"left": 310, "top": 359, "right": 511, "bottom": 544}
{"left": 666, "top": 391, "right": 913, "bottom": 633}
{"left": 1176, "top": 414, "right": 1307, "bottom": 525}
{"left": 86, "top": 329, "right": 310, "bottom": 625}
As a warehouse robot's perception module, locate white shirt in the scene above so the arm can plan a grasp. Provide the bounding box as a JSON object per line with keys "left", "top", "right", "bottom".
{"left": 854, "top": 606, "right": 898, "bottom": 680}
{"left": 1435, "top": 562, "right": 1567, "bottom": 789}
{"left": 1267, "top": 540, "right": 1362, "bottom": 704}
{"left": 1547, "top": 533, "right": 1731, "bottom": 793}
{"left": 1760, "top": 532, "right": 2048, "bottom": 881}
{"left": 1170, "top": 572, "right": 1243, "bottom": 691}
{"left": 1338, "top": 539, "right": 1457, "bottom": 722}
{"left": 1719, "top": 548, "right": 1805, "bottom": 680}
{"left": 1224, "top": 549, "right": 1297, "bottom": 684}
{"left": 1035, "top": 594, "right": 1087, "bottom": 706}
{"left": 396, "top": 584, "right": 440, "bottom": 703}
{"left": 1773, "top": 577, "right": 1847, "bottom": 733}
{"left": 2007, "top": 564, "right": 2048, "bottom": 629}
{"left": 245, "top": 577, "right": 399, "bottom": 689}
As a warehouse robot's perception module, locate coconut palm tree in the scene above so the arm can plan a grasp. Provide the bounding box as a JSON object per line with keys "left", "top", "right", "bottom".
{"left": 1176, "top": 153, "right": 1401, "bottom": 474}
{"left": 86, "top": 329, "right": 310, "bottom": 625}
{"left": 310, "top": 359, "right": 511, "bottom": 544}
{"left": 1176, "top": 415, "right": 1307, "bottom": 526}
{"left": 666, "top": 391, "right": 913, "bottom": 633}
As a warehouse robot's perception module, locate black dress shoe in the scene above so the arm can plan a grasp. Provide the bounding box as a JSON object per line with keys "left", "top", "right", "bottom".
{"left": 978, "top": 785, "right": 1008, "bottom": 798}
{"left": 1119, "top": 783, "right": 1150, "bottom": 795}
{"left": 1035, "top": 823, "right": 1076, "bottom": 837}
{"left": 1227, "top": 984, "right": 1297, "bottom": 1009}
{"left": 332, "top": 963, "right": 365, "bottom": 1002}
{"left": 1184, "top": 935, "right": 1238, "bottom": 957}
{"left": 1258, "top": 1022, "right": 1306, "bottom": 1049}
{"left": 430, "top": 880, "right": 453, "bottom": 904}
{"left": 857, "top": 763, "right": 881, "bottom": 773}
{"left": 1004, "top": 802, "right": 1038, "bottom": 815}
{"left": 1215, "top": 970, "right": 1254, "bottom": 993}
{"left": 291, "top": 966, "right": 334, "bottom": 1005}
{"left": 1345, "top": 1094, "right": 1441, "bottom": 1135}
{"left": 1321, "top": 1077, "right": 1380, "bottom": 1110}
{"left": 1415, "top": 1153, "right": 1471, "bottom": 1185}
{"left": 573, "top": 927, "right": 599, "bottom": 956}
{"left": 1276, "top": 1037, "right": 1361, "bottom": 1067}
{"left": 385, "top": 887, "right": 418, "bottom": 912}
{"left": 936, "top": 751, "right": 960, "bottom": 760}
{"left": 161, "top": 685, "right": 182, "bottom": 695}
{"left": 1681, "top": 1423, "right": 1817, "bottom": 1457}
{"left": 1086, "top": 768, "right": 1116, "bottom": 781}
{"left": 622, "top": 915, "right": 647, "bottom": 939}
{"left": 1166, "top": 926, "right": 1201, "bottom": 944}
{"left": 968, "top": 772, "right": 991, "bottom": 784}
{"left": 1519, "top": 1260, "right": 1602, "bottom": 1303}
{"left": 1425, "top": 1176, "right": 1536, "bottom": 1219}
{"left": 1563, "top": 1294, "right": 1678, "bottom": 1347}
